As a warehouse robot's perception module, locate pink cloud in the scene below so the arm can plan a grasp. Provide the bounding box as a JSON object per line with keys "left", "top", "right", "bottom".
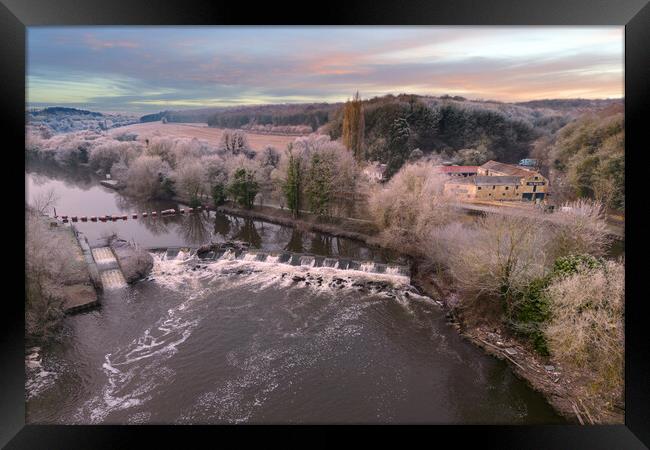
{"left": 83, "top": 33, "right": 140, "bottom": 51}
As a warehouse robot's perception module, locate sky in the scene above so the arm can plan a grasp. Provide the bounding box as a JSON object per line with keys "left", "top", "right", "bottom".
{"left": 27, "top": 26, "right": 624, "bottom": 113}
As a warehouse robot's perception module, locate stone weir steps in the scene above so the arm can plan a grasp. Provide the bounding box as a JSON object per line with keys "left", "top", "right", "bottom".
{"left": 91, "top": 246, "right": 127, "bottom": 289}
{"left": 149, "top": 243, "right": 411, "bottom": 279}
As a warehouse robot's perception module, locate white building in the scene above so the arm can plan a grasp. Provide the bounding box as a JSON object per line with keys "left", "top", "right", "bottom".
{"left": 362, "top": 162, "right": 387, "bottom": 182}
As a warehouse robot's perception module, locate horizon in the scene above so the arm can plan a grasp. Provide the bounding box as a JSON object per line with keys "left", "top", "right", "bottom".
{"left": 26, "top": 94, "right": 624, "bottom": 117}
{"left": 27, "top": 26, "right": 624, "bottom": 113}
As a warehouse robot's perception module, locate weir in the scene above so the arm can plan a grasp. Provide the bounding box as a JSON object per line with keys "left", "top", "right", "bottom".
{"left": 149, "top": 246, "right": 411, "bottom": 279}
{"left": 90, "top": 246, "right": 127, "bottom": 289}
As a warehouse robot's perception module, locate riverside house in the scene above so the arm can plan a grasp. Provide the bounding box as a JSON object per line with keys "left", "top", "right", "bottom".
{"left": 444, "top": 160, "right": 548, "bottom": 202}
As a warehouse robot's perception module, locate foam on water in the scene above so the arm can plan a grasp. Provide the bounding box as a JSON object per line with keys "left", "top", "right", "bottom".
{"left": 266, "top": 254, "right": 280, "bottom": 264}
{"left": 25, "top": 347, "right": 62, "bottom": 400}
{"left": 77, "top": 257, "right": 209, "bottom": 423}
{"left": 175, "top": 291, "right": 378, "bottom": 424}
{"left": 359, "top": 262, "right": 375, "bottom": 272}
{"left": 75, "top": 251, "right": 430, "bottom": 423}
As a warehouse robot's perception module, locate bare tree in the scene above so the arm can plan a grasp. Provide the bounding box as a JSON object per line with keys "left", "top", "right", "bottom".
{"left": 174, "top": 160, "right": 207, "bottom": 205}
{"left": 124, "top": 155, "right": 172, "bottom": 199}
{"left": 442, "top": 214, "right": 550, "bottom": 308}
{"left": 219, "top": 130, "right": 253, "bottom": 158}
{"left": 31, "top": 188, "right": 60, "bottom": 216}
{"left": 368, "top": 160, "right": 453, "bottom": 253}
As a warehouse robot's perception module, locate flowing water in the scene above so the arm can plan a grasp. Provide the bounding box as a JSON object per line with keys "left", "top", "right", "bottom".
{"left": 25, "top": 167, "right": 564, "bottom": 424}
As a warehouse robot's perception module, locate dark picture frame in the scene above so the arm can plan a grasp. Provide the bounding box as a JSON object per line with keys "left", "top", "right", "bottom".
{"left": 3, "top": 0, "right": 649, "bottom": 447}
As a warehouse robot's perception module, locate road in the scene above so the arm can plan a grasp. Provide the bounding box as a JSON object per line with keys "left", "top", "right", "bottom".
{"left": 455, "top": 201, "right": 624, "bottom": 238}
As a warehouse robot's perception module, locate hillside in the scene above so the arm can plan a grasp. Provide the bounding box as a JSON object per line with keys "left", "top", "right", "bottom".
{"left": 28, "top": 107, "right": 138, "bottom": 134}
{"left": 531, "top": 105, "right": 624, "bottom": 210}
{"left": 140, "top": 103, "right": 340, "bottom": 133}
{"left": 32, "top": 95, "right": 623, "bottom": 201}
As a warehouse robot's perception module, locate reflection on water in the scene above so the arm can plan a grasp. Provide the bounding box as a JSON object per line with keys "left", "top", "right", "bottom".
{"left": 213, "top": 213, "right": 232, "bottom": 239}
{"left": 310, "top": 234, "right": 333, "bottom": 256}
{"left": 231, "top": 218, "right": 263, "bottom": 248}
{"left": 285, "top": 229, "right": 304, "bottom": 253}
{"left": 26, "top": 168, "right": 404, "bottom": 264}
{"left": 27, "top": 160, "right": 97, "bottom": 191}
{"left": 177, "top": 212, "right": 212, "bottom": 245}
{"left": 25, "top": 164, "right": 565, "bottom": 425}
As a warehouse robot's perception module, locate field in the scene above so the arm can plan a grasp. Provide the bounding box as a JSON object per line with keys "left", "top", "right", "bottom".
{"left": 111, "top": 122, "right": 298, "bottom": 151}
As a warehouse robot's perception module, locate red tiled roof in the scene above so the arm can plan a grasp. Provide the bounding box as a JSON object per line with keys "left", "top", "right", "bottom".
{"left": 435, "top": 165, "right": 479, "bottom": 173}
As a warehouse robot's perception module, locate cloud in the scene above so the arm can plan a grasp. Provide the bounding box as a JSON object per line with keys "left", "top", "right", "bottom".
{"left": 26, "top": 26, "right": 623, "bottom": 112}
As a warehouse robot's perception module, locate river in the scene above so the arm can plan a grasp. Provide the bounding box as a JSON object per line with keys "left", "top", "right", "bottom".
{"left": 25, "top": 167, "right": 564, "bottom": 424}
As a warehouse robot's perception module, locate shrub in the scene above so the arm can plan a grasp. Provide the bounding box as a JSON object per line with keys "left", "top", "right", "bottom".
{"left": 508, "top": 277, "right": 551, "bottom": 355}
{"left": 552, "top": 253, "right": 603, "bottom": 278}
{"left": 548, "top": 199, "right": 611, "bottom": 258}
{"left": 114, "top": 132, "right": 138, "bottom": 142}
{"left": 543, "top": 259, "right": 624, "bottom": 412}
{"left": 26, "top": 209, "right": 87, "bottom": 340}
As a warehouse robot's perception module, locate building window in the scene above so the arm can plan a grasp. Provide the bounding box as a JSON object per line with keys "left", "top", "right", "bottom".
{"left": 505, "top": 186, "right": 509, "bottom": 190}
{"left": 492, "top": 186, "right": 496, "bottom": 189}
{"left": 477, "top": 187, "right": 482, "bottom": 190}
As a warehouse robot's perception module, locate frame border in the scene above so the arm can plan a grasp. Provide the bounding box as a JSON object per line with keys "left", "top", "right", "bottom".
{"left": 4, "top": 0, "right": 649, "bottom": 447}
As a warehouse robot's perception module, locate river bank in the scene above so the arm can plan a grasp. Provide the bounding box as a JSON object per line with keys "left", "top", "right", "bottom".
{"left": 25, "top": 211, "right": 99, "bottom": 343}
{"left": 213, "top": 200, "right": 621, "bottom": 424}
{"left": 25, "top": 164, "right": 607, "bottom": 423}
{"left": 26, "top": 168, "right": 567, "bottom": 424}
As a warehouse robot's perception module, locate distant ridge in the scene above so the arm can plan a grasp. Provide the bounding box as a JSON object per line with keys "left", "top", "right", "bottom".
{"left": 513, "top": 98, "right": 622, "bottom": 110}
{"left": 139, "top": 95, "right": 623, "bottom": 127}
{"left": 29, "top": 106, "right": 104, "bottom": 117}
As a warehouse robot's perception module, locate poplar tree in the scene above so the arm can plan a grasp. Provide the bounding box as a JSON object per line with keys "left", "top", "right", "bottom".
{"left": 342, "top": 91, "right": 365, "bottom": 162}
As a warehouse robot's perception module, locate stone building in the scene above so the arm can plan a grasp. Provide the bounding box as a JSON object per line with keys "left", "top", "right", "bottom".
{"left": 434, "top": 165, "right": 479, "bottom": 177}
{"left": 444, "top": 160, "right": 549, "bottom": 202}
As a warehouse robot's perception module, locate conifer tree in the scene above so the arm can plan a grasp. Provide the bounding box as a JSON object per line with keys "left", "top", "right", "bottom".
{"left": 283, "top": 145, "right": 303, "bottom": 218}
{"left": 305, "top": 153, "right": 333, "bottom": 217}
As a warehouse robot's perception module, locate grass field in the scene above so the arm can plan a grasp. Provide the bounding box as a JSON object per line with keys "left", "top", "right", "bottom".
{"left": 111, "top": 122, "right": 298, "bottom": 151}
